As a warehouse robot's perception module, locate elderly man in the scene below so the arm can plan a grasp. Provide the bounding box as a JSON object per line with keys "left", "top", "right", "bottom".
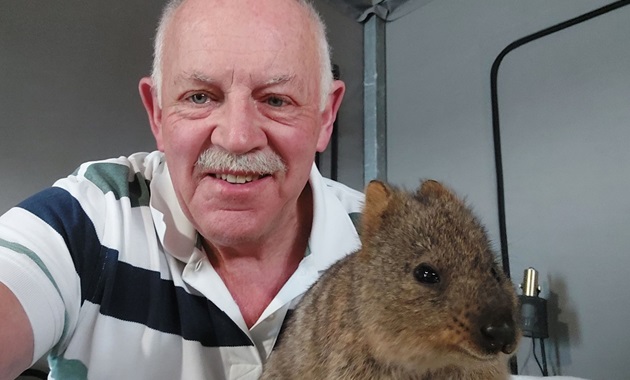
{"left": 0, "top": 0, "right": 363, "bottom": 379}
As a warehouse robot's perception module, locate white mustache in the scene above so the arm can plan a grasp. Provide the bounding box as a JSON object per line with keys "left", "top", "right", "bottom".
{"left": 195, "top": 148, "right": 287, "bottom": 175}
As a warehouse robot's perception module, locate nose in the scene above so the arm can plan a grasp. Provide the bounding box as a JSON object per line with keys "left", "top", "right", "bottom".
{"left": 211, "top": 94, "right": 267, "bottom": 155}
{"left": 479, "top": 319, "right": 518, "bottom": 354}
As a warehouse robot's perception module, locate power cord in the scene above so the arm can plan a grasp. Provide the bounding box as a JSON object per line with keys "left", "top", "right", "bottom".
{"left": 532, "top": 338, "right": 549, "bottom": 376}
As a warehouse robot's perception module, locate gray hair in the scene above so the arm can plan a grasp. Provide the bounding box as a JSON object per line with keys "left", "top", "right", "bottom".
{"left": 151, "top": 0, "right": 333, "bottom": 110}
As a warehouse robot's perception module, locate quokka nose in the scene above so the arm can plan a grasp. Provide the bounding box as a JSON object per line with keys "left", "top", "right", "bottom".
{"left": 480, "top": 321, "right": 517, "bottom": 354}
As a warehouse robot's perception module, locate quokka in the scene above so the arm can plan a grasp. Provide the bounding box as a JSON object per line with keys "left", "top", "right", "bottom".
{"left": 262, "top": 179, "right": 520, "bottom": 380}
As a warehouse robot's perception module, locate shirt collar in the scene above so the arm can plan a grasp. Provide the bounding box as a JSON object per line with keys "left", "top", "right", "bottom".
{"left": 258, "top": 164, "right": 362, "bottom": 321}
{"left": 149, "top": 160, "right": 198, "bottom": 263}
{"left": 305, "top": 164, "right": 362, "bottom": 273}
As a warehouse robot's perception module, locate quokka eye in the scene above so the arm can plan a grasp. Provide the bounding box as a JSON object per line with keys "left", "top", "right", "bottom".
{"left": 414, "top": 263, "right": 440, "bottom": 284}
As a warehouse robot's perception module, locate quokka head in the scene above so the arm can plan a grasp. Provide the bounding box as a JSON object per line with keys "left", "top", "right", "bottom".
{"left": 355, "top": 179, "right": 520, "bottom": 370}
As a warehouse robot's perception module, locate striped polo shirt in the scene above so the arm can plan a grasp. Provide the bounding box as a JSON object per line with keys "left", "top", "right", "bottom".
{"left": 0, "top": 151, "right": 364, "bottom": 380}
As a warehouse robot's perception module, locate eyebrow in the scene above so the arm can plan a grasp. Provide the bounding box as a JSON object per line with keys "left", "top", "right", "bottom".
{"left": 174, "top": 71, "right": 297, "bottom": 88}
{"left": 175, "top": 71, "right": 216, "bottom": 86}
{"left": 262, "top": 74, "right": 296, "bottom": 86}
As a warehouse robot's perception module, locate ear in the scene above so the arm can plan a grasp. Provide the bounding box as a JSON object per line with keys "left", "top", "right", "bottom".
{"left": 139, "top": 76, "right": 165, "bottom": 151}
{"left": 316, "top": 80, "right": 346, "bottom": 152}
{"left": 361, "top": 180, "right": 392, "bottom": 241}
{"left": 417, "top": 179, "right": 458, "bottom": 202}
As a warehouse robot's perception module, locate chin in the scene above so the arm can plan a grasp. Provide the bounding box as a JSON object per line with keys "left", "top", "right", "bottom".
{"left": 199, "top": 215, "right": 269, "bottom": 247}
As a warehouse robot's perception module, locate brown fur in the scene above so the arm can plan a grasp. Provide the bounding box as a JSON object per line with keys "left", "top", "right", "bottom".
{"left": 262, "top": 180, "right": 520, "bottom": 379}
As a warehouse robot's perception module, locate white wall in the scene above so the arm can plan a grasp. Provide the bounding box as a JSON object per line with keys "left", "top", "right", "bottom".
{"left": 386, "top": 0, "right": 629, "bottom": 378}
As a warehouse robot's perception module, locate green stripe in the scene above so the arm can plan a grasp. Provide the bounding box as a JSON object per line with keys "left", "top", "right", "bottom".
{"left": 48, "top": 355, "right": 88, "bottom": 380}
{"left": 0, "top": 238, "right": 72, "bottom": 364}
{"left": 0, "top": 238, "right": 61, "bottom": 297}
{"left": 83, "top": 163, "right": 151, "bottom": 207}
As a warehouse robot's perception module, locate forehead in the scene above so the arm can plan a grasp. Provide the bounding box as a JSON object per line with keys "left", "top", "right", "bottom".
{"left": 163, "top": 0, "right": 319, "bottom": 83}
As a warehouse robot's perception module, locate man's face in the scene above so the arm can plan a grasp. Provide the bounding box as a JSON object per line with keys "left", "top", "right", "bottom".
{"left": 148, "top": 0, "right": 342, "bottom": 247}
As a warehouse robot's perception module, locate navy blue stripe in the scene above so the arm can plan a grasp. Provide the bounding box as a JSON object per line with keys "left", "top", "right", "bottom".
{"left": 18, "top": 187, "right": 252, "bottom": 347}
{"left": 18, "top": 187, "right": 107, "bottom": 302}
{"left": 102, "top": 261, "right": 253, "bottom": 347}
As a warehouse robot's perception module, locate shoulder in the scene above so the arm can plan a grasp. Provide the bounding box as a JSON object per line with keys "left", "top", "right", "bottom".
{"left": 14, "top": 151, "right": 164, "bottom": 249}
{"left": 66, "top": 151, "right": 162, "bottom": 198}
{"left": 38, "top": 151, "right": 163, "bottom": 208}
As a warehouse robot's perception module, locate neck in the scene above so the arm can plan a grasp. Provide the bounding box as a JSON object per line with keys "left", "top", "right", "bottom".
{"left": 204, "top": 185, "right": 314, "bottom": 328}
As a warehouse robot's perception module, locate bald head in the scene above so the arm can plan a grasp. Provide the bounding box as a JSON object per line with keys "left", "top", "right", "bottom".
{"left": 150, "top": 0, "right": 333, "bottom": 110}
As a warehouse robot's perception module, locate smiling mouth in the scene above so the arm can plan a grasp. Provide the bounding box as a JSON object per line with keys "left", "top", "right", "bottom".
{"left": 212, "top": 173, "right": 270, "bottom": 184}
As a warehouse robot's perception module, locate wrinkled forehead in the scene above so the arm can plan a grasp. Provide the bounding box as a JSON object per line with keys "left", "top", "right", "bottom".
{"left": 162, "top": 0, "right": 320, "bottom": 85}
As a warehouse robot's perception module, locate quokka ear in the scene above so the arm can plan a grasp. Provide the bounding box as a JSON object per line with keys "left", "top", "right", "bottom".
{"left": 417, "top": 179, "right": 458, "bottom": 203}
{"left": 361, "top": 180, "right": 392, "bottom": 240}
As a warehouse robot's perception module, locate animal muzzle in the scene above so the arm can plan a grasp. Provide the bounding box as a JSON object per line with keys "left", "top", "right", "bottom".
{"left": 476, "top": 314, "right": 518, "bottom": 355}
{"left": 480, "top": 320, "right": 518, "bottom": 354}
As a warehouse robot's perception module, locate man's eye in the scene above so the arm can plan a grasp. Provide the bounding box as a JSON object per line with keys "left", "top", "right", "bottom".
{"left": 265, "top": 96, "right": 286, "bottom": 107}
{"left": 188, "top": 93, "right": 209, "bottom": 104}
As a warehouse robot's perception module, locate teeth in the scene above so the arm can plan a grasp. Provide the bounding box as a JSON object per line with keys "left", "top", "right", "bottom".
{"left": 214, "top": 173, "right": 260, "bottom": 184}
